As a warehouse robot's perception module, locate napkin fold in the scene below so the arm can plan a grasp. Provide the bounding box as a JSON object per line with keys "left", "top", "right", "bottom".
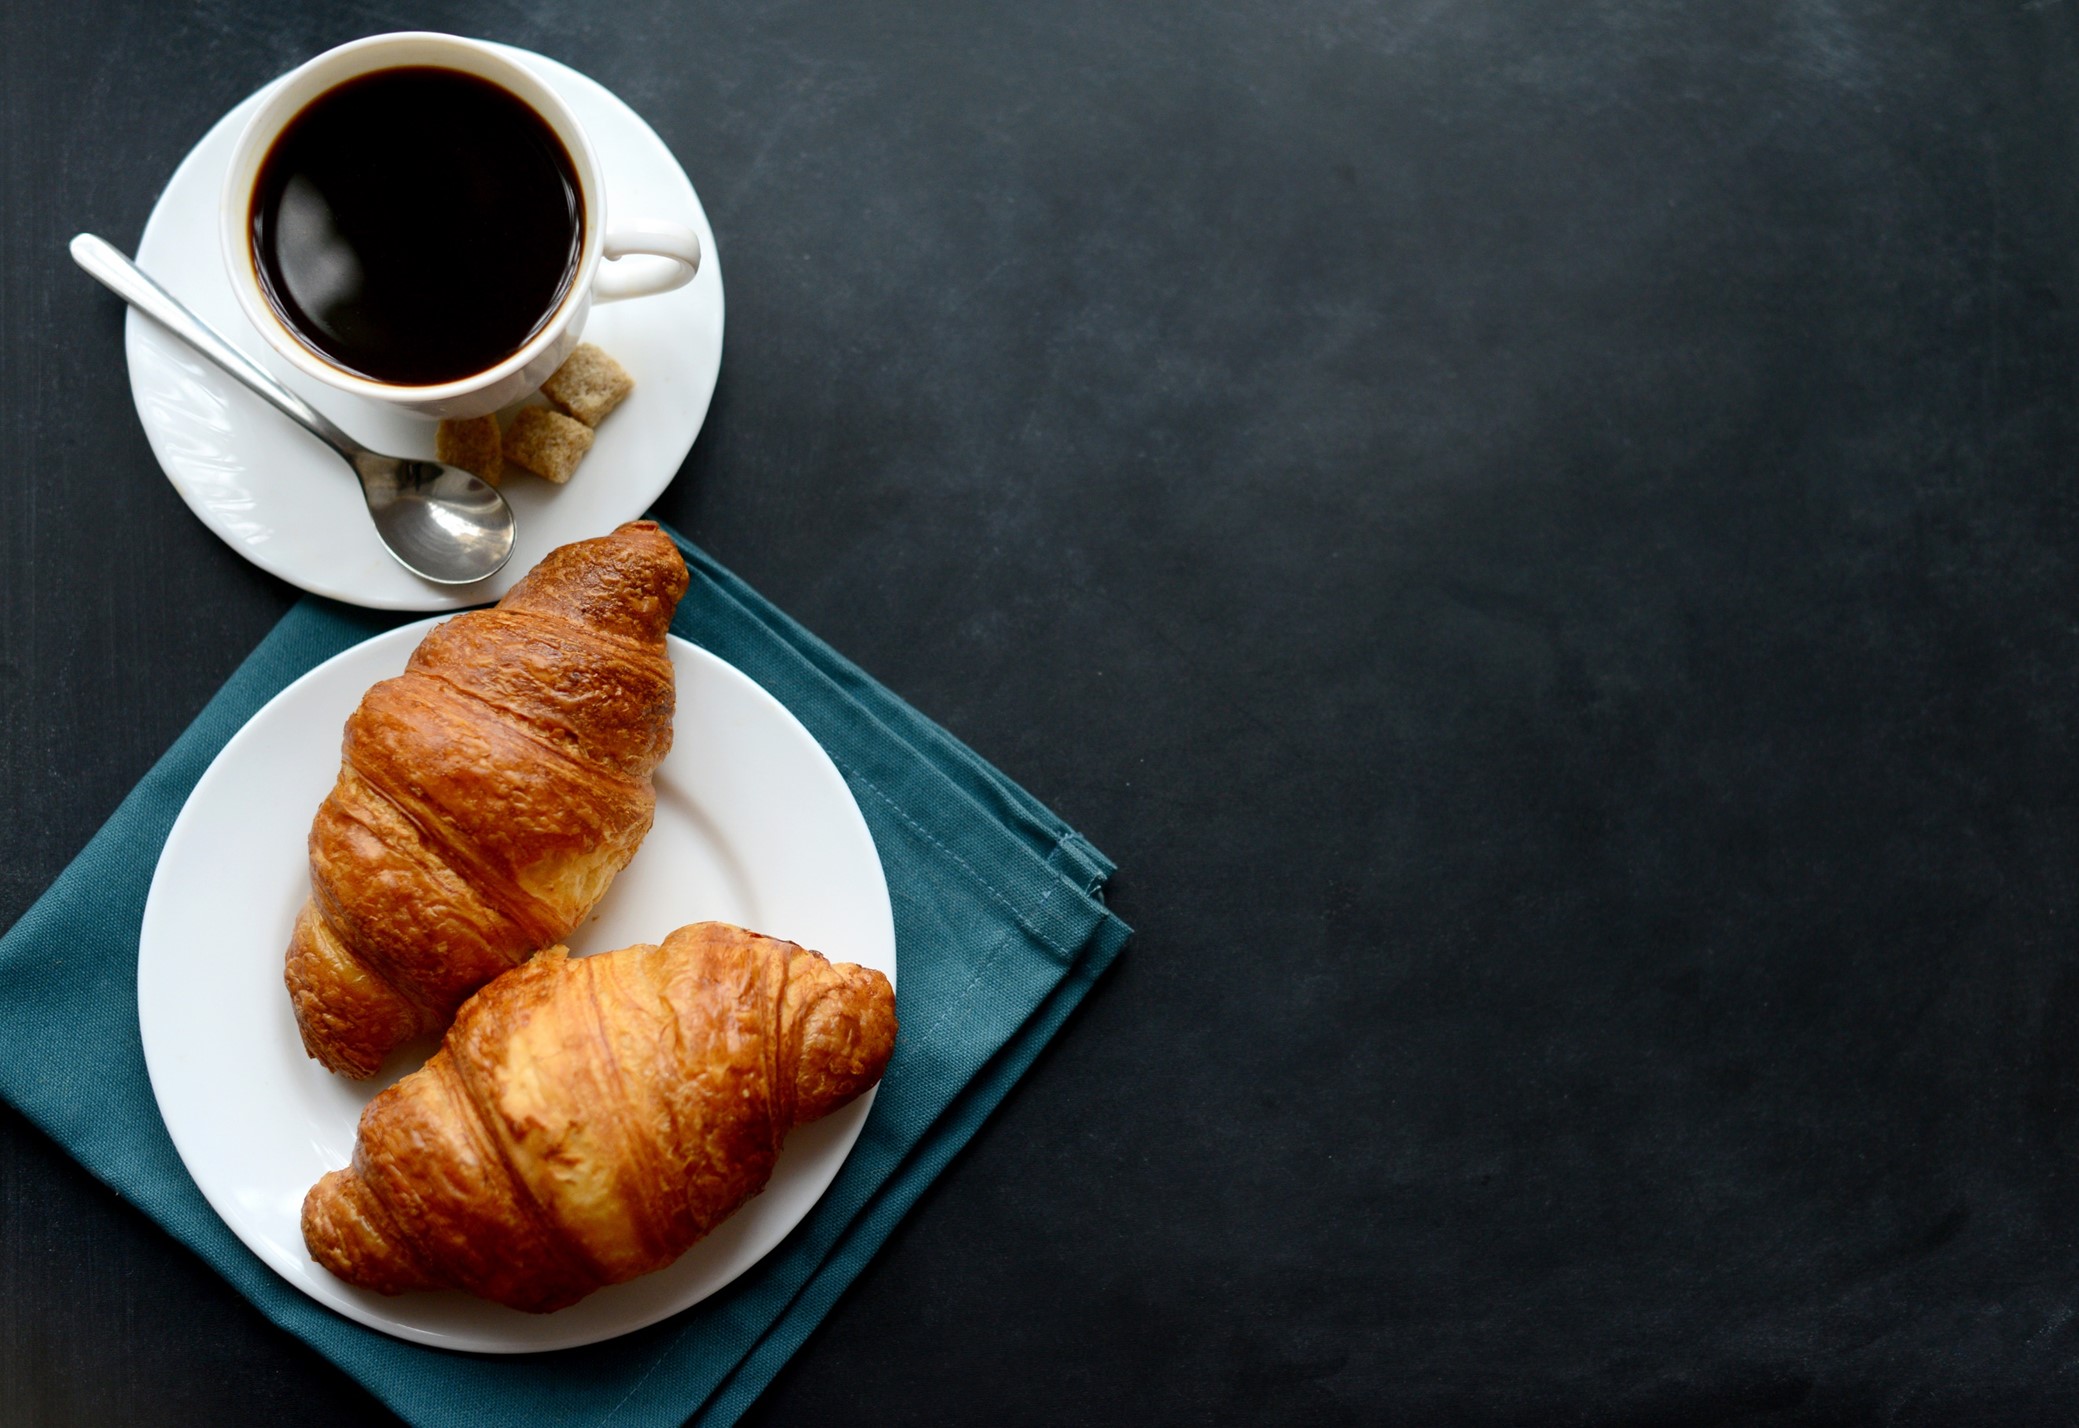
{"left": 0, "top": 527, "right": 1130, "bottom": 1428}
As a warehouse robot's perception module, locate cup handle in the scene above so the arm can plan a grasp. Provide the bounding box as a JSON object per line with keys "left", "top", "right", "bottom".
{"left": 593, "top": 220, "right": 702, "bottom": 303}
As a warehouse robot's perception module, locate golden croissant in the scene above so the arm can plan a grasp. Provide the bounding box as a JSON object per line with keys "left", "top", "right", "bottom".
{"left": 286, "top": 521, "right": 689, "bottom": 1078}
{"left": 302, "top": 922, "right": 898, "bottom": 1311}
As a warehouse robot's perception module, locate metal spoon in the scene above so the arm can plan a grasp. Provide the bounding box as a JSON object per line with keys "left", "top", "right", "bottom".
{"left": 69, "top": 233, "right": 517, "bottom": 586}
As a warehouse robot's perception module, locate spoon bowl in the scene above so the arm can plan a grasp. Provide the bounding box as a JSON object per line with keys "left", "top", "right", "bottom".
{"left": 69, "top": 232, "right": 517, "bottom": 587}
{"left": 355, "top": 455, "right": 520, "bottom": 586}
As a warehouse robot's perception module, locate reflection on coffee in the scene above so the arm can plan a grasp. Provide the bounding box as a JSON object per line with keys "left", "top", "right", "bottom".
{"left": 250, "top": 67, "right": 583, "bottom": 386}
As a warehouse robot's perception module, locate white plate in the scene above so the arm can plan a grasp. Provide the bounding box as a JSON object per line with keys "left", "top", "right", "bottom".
{"left": 138, "top": 624, "right": 894, "bottom": 1352}
{"left": 126, "top": 44, "right": 724, "bottom": 611}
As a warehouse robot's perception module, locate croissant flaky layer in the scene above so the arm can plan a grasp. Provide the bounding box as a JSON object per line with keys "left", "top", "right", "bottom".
{"left": 286, "top": 521, "right": 689, "bottom": 1078}
{"left": 302, "top": 922, "right": 898, "bottom": 1312}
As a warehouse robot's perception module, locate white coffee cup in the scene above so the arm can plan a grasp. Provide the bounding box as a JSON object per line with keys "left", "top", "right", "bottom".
{"left": 219, "top": 32, "right": 700, "bottom": 420}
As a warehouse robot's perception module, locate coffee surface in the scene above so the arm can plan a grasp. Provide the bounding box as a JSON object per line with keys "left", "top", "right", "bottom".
{"left": 251, "top": 67, "right": 583, "bottom": 386}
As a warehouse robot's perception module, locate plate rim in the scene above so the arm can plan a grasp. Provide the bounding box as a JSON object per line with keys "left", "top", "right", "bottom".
{"left": 136, "top": 619, "right": 895, "bottom": 1352}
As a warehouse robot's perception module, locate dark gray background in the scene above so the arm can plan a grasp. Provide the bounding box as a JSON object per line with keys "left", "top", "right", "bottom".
{"left": 6, "top": 0, "right": 2079, "bottom": 1422}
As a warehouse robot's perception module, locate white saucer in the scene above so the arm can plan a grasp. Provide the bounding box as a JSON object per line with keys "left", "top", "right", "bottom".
{"left": 125, "top": 45, "right": 724, "bottom": 611}
{"left": 137, "top": 625, "right": 895, "bottom": 1352}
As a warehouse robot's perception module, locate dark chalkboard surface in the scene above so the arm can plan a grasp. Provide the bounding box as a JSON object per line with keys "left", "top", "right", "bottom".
{"left": 6, "top": 1, "right": 2079, "bottom": 1422}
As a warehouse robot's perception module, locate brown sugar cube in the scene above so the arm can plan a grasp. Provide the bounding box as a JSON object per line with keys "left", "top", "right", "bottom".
{"left": 433, "top": 414, "right": 503, "bottom": 486}
{"left": 540, "top": 343, "right": 634, "bottom": 427}
{"left": 502, "top": 406, "right": 595, "bottom": 484}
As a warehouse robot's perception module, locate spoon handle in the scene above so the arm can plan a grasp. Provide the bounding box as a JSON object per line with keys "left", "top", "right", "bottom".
{"left": 68, "top": 233, "right": 363, "bottom": 462}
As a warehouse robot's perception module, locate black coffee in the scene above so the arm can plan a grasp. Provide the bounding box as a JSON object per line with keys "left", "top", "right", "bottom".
{"left": 250, "top": 67, "right": 583, "bottom": 386}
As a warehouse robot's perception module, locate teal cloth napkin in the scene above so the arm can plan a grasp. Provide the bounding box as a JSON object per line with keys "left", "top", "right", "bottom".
{"left": 0, "top": 527, "right": 1130, "bottom": 1427}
